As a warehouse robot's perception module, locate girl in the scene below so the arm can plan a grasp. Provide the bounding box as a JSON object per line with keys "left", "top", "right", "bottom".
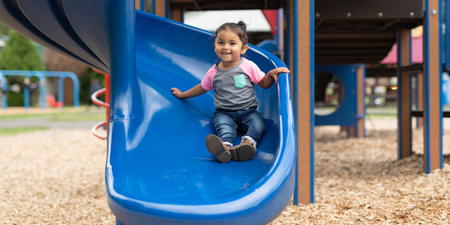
{"left": 171, "top": 21, "right": 289, "bottom": 163}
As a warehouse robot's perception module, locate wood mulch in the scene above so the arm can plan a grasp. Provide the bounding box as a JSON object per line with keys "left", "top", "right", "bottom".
{"left": 1, "top": 118, "right": 449, "bottom": 224}
{"left": 270, "top": 118, "right": 450, "bottom": 224}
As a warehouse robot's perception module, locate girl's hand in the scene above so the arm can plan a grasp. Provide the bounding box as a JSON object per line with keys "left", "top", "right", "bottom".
{"left": 171, "top": 88, "right": 184, "bottom": 99}
{"left": 267, "top": 67, "right": 290, "bottom": 83}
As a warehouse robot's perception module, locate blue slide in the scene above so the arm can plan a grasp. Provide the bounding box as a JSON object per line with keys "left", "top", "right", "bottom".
{"left": 0, "top": 1, "right": 296, "bottom": 224}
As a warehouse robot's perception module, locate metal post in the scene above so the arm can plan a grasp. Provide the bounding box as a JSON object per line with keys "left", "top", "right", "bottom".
{"left": 39, "top": 73, "right": 46, "bottom": 109}
{"left": 1, "top": 72, "right": 6, "bottom": 111}
{"left": 24, "top": 76, "right": 30, "bottom": 112}
{"left": 58, "top": 76, "right": 65, "bottom": 109}
{"left": 277, "top": 8, "right": 284, "bottom": 61}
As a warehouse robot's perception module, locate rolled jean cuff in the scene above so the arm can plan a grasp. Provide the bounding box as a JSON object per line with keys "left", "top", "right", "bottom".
{"left": 242, "top": 136, "right": 257, "bottom": 147}
{"left": 222, "top": 142, "right": 233, "bottom": 147}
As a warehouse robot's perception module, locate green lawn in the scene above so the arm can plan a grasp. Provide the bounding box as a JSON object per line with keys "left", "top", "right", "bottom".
{"left": 0, "top": 108, "right": 106, "bottom": 122}
{"left": 0, "top": 126, "right": 50, "bottom": 136}
{"left": 49, "top": 111, "right": 106, "bottom": 121}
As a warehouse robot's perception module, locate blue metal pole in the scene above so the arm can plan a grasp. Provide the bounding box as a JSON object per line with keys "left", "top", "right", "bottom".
{"left": 0, "top": 72, "right": 6, "bottom": 111}
{"left": 152, "top": 0, "right": 155, "bottom": 14}
{"left": 309, "top": 0, "right": 315, "bottom": 204}
{"left": 277, "top": 8, "right": 283, "bottom": 58}
{"left": 72, "top": 76, "right": 79, "bottom": 108}
{"left": 140, "top": 0, "right": 145, "bottom": 11}
{"left": 165, "top": 0, "right": 168, "bottom": 18}
{"left": 58, "top": 76, "right": 65, "bottom": 109}
{"left": 24, "top": 76, "right": 30, "bottom": 112}
{"left": 64, "top": 72, "right": 79, "bottom": 108}
{"left": 439, "top": 0, "right": 444, "bottom": 169}
{"left": 108, "top": 0, "right": 141, "bottom": 120}
{"left": 38, "top": 72, "right": 46, "bottom": 109}
{"left": 292, "top": 0, "right": 298, "bottom": 206}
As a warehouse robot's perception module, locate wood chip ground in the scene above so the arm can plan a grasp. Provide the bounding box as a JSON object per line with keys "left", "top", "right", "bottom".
{"left": 1, "top": 118, "right": 449, "bottom": 224}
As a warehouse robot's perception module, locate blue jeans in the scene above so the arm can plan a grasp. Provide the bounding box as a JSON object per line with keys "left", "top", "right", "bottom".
{"left": 213, "top": 108, "right": 265, "bottom": 147}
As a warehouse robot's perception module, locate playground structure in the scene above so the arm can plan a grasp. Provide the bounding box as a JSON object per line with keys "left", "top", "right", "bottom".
{"left": 0, "top": 1, "right": 294, "bottom": 224}
{"left": 0, "top": 70, "right": 79, "bottom": 111}
{"left": 0, "top": 0, "right": 448, "bottom": 224}
{"left": 315, "top": 64, "right": 366, "bottom": 138}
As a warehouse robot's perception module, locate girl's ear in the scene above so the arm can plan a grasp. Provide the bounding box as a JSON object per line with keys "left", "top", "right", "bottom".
{"left": 241, "top": 44, "right": 249, "bottom": 54}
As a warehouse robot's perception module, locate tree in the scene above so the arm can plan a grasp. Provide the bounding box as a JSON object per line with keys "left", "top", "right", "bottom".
{"left": 0, "top": 30, "right": 45, "bottom": 106}
{"left": 0, "top": 30, "right": 44, "bottom": 70}
{"left": 0, "top": 22, "right": 10, "bottom": 36}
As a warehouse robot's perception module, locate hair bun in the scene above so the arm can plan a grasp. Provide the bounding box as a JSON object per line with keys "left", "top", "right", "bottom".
{"left": 237, "top": 21, "right": 247, "bottom": 31}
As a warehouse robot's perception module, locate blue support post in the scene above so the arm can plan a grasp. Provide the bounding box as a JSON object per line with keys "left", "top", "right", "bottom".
{"left": 1, "top": 72, "right": 6, "bottom": 111}
{"left": 277, "top": 8, "right": 284, "bottom": 60}
{"left": 24, "top": 76, "right": 30, "bottom": 111}
{"left": 140, "top": 0, "right": 145, "bottom": 12}
{"left": 58, "top": 76, "right": 65, "bottom": 109}
{"left": 423, "top": 0, "right": 443, "bottom": 172}
{"left": 151, "top": 0, "right": 155, "bottom": 14}
{"left": 292, "top": 0, "right": 314, "bottom": 205}
{"left": 108, "top": 0, "right": 141, "bottom": 120}
{"left": 309, "top": 0, "right": 315, "bottom": 205}
{"left": 39, "top": 72, "right": 46, "bottom": 109}
{"left": 165, "top": 0, "right": 168, "bottom": 18}
{"left": 72, "top": 75, "right": 79, "bottom": 108}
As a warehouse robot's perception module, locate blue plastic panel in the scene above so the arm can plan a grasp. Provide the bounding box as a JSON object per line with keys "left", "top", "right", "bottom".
{"left": 315, "top": 64, "right": 364, "bottom": 126}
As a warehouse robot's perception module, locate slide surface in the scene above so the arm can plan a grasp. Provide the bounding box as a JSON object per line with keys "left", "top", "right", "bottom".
{"left": 0, "top": 1, "right": 296, "bottom": 224}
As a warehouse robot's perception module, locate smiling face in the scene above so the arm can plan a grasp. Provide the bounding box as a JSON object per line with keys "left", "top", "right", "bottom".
{"left": 214, "top": 29, "right": 248, "bottom": 69}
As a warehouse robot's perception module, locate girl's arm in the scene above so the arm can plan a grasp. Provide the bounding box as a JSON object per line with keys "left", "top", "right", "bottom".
{"left": 258, "top": 67, "right": 290, "bottom": 89}
{"left": 171, "top": 84, "right": 207, "bottom": 99}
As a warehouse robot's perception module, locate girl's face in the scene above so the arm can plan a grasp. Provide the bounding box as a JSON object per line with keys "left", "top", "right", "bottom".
{"left": 214, "top": 29, "right": 248, "bottom": 67}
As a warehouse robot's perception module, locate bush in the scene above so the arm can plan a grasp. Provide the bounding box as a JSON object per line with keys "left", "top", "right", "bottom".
{"left": 0, "top": 30, "right": 45, "bottom": 106}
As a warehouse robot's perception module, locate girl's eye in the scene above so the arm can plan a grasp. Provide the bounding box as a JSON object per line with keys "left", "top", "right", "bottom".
{"left": 218, "top": 42, "right": 223, "bottom": 44}
{"left": 230, "top": 43, "right": 235, "bottom": 45}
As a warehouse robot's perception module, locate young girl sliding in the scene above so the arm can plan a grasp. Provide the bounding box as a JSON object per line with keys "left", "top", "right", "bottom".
{"left": 171, "top": 21, "right": 289, "bottom": 163}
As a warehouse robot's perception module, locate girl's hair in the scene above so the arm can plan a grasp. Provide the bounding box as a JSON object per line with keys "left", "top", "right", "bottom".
{"left": 214, "top": 21, "right": 249, "bottom": 46}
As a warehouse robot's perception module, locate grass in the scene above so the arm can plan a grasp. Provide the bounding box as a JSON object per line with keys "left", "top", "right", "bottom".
{"left": 0, "top": 108, "right": 106, "bottom": 122}
{"left": 49, "top": 111, "right": 106, "bottom": 121}
{"left": 0, "top": 126, "right": 50, "bottom": 137}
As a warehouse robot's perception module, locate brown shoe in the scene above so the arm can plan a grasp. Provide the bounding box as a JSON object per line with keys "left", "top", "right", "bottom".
{"left": 230, "top": 139, "right": 256, "bottom": 161}
{"left": 205, "top": 134, "right": 231, "bottom": 163}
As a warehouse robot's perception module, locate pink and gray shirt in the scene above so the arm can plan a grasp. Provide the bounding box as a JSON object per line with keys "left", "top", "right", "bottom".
{"left": 201, "top": 58, "right": 265, "bottom": 111}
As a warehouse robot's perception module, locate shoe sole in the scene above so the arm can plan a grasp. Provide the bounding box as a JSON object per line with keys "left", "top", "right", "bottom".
{"left": 205, "top": 134, "right": 231, "bottom": 163}
{"left": 231, "top": 145, "right": 256, "bottom": 161}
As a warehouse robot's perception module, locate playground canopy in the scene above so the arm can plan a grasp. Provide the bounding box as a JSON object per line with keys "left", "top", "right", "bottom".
{"left": 381, "top": 36, "right": 423, "bottom": 64}
{"left": 381, "top": 26, "right": 423, "bottom": 64}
